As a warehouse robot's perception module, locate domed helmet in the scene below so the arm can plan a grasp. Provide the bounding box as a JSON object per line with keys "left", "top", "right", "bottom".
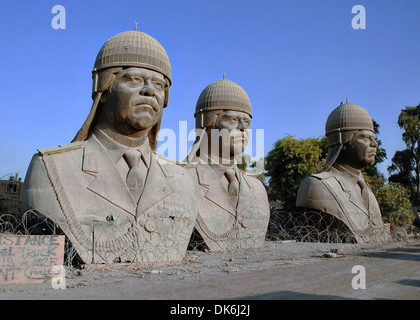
{"left": 320, "top": 101, "right": 374, "bottom": 172}
{"left": 73, "top": 30, "right": 171, "bottom": 151}
{"left": 187, "top": 77, "right": 252, "bottom": 162}
{"left": 194, "top": 78, "right": 252, "bottom": 129}
{"left": 92, "top": 30, "right": 171, "bottom": 88}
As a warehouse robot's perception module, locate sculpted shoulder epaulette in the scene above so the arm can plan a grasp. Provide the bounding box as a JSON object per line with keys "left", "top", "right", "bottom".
{"left": 311, "top": 171, "right": 334, "bottom": 181}
{"left": 183, "top": 162, "right": 196, "bottom": 170}
{"left": 37, "top": 141, "right": 87, "bottom": 157}
{"left": 155, "top": 153, "right": 184, "bottom": 166}
{"left": 242, "top": 170, "right": 258, "bottom": 178}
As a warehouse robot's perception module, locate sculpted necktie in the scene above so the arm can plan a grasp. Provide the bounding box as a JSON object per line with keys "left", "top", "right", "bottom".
{"left": 225, "top": 168, "right": 239, "bottom": 208}
{"left": 357, "top": 177, "right": 369, "bottom": 210}
{"left": 123, "top": 149, "right": 145, "bottom": 202}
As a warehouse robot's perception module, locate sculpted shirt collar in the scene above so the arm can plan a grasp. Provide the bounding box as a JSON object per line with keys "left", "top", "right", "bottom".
{"left": 92, "top": 127, "right": 151, "bottom": 168}
{"left": 199, "top": 154, "right": 239, "bottom": 179}
{"left": 332, "top": 162, "right": 362, "bottom": 185}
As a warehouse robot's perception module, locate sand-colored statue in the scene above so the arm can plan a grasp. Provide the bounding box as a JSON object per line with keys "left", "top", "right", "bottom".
{"left": 186, "top": 77, "right": 270, "bottom": 251}
{"left": 22, "top": 30, "right": 198, "bottom": 264}
{"left": 296, "top": 102, "right": 390, "bottom": 243}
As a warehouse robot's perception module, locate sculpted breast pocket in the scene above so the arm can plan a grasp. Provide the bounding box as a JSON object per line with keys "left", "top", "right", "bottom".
{"left": 81, "top": 214, "right": 134, "bottom": 238}
{"left": 138, "top": 214, "right": 192, "bottom": 235}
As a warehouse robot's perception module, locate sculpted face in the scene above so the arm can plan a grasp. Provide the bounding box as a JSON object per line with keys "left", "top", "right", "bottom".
{"left": 342, "top": 130, "right": 378, "bottom": 169}
{"left": 101, "top": 67, "right": 166, "bottom": 135}
{"left": 210, "top": 110, "right": 251, "bottom": 159}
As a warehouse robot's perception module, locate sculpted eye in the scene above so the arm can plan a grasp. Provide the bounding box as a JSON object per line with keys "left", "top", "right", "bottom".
{"left": 130, "top": 77, "right": 142, "bottom": 83}
{"left": 122, "top": 74, "right": 143, "bottom": 86}
{"left": 228, "top": 118, "right": 239, "bottom": 126}
{"left": 153, "top": 82, "right": 164, "bottom": 90}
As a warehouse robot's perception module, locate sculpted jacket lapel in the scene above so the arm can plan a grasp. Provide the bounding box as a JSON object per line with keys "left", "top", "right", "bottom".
{"left": 236, "top": 171, "right": 256, "bottom": 215}
{"left": 135, "top": 153, "right": 175, "bottom": 218}
{"left": 367, "top": 184, "right": 382, "bottom": 226}
{"left": 196, "top": 165, "right": 236, "bottom": 216}
{"left": 83, "top": 136, "right": 136, "bottom": 215}
{"left": 83, "top": 137, "right": 175, "bottom": 218}
{"left": 336, "top": 174, "right": 370, "bottom": 217}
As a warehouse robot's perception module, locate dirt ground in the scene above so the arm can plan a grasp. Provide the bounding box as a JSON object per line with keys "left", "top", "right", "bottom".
{"left": 1, "top": 239, "right": 419, "bottom": 301}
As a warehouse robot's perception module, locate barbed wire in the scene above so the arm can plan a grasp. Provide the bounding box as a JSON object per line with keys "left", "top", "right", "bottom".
{"left": 266, "top": 210, "right": 419, "bottom": 243}
{"left": 1, "top": 209, "right": 419, "bottom": 267}
{"left": 0, "top": 210, "right": 78, "bottom": 266}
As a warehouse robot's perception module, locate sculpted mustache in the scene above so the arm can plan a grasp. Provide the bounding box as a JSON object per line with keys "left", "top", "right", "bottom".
{"left": 230, "top": 129, "right": 250, "bottom": 137}
{"left": 131, "top": 97, "right": 159, "bottom": 111}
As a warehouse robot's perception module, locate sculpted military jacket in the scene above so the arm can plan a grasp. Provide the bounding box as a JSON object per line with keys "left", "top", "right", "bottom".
{"left": 22, "top": 134, "right": 198, "bottom": 264}
{"left": 296, "top": 165, "right": 390, "bottom": 243}
{"left": 187, "top": 162, "right": 270, "bottom": 251}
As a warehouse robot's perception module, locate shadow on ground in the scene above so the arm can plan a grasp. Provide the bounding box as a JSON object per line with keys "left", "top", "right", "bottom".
{"left": 396, "top": 279, "right": 420, "bottom": 288}
{"left": 352, "top": 243, "right": 420, "bottom": 262}
{"left": 235, "top": 291, "right": 358, "bottom": 300}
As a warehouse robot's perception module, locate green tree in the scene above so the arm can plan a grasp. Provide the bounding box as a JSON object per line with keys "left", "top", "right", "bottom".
{"left": 390, "top": 103, "right": 420, "bottom": 204}
{"left": 375, "top": 182, "right": 414, "bottom": 227}
{"left": 265, "top": 135, "right": 327, "bottom": 211}
{"left": 388, "top": 149, "right": 415, "bottom": 189}
{"left": 375, "top": 182, "right": 412, "bottom": 217}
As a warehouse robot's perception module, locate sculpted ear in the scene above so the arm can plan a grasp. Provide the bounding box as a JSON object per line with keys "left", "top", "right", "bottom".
{"left": 100, "top": 90, "right": 109, "bottom": 104}
{"left": 93, "top": 67, "right": 122, "bottom": 104}
{"left": 163, "top": 85, "right": 169, "bottom": 108}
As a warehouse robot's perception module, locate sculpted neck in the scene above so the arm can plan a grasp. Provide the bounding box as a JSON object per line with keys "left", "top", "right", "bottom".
{"left": 334, "top": 158, "right": 362, "bottom": 176}
{"left": 94, "top": 122, "right": 149, "bottom": 148}
{"left": 200, "top": 153, "right": 236, "bottom": 167}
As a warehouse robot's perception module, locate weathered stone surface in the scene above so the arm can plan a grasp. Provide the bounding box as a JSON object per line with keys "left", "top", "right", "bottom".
{"left": 296, "top": 102, "right": 390, "bottom": 243}
{"left": 22, "top": 30, "right": 198, "bottom": 264}
{"left": 187, "top": 78, "right": 270, "bottom": 251}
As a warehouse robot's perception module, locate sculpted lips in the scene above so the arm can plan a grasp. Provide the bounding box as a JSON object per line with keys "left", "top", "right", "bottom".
{"left": 131, "top": 97, "right": 159, "bottom": 112}
{"left": 367, "top": 149, "right": 377, "bottom": 155}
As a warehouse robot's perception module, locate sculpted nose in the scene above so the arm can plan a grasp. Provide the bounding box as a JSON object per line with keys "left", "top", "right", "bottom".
{"left": 237, "top": 120, "right": 248, "bottom": 131}
{"left": 371, "top": 138, "right": 378, "bottom": 148}
{"left": 140, "top": 80, "right": 155, "bottom": 96}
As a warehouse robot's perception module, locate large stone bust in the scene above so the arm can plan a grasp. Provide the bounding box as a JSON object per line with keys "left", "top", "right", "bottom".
{"left": 296, "top": 102, "right": 390, "bottom": 243}
{"left": 186, "top": 78, "right": 270, "bottom": 251}
{"left": 22, "top": 30, "right": 198, "bottom": 264}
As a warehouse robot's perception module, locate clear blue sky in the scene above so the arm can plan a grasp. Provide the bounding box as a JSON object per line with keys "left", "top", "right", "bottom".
{"left": 1, "top": 0, "right": 419, "bottom": 181}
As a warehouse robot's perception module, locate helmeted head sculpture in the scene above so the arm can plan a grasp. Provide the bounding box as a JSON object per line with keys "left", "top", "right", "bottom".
{"left": 320, "top": 101, "right": 376, "bottom": 172}
{"left": 73, "top": 30, "right": 171, "bottom": 151}
{"left": 185, "top": 77, "right": 270, "bottom": 252}
{"left": 189, "top": 78, "right": 252, "bottom": 163}
{"left": 296, "top": 101, "right": 389, "bottom": 243}
{"left": 22, "top": 29, "right": 201, "bottom": 264}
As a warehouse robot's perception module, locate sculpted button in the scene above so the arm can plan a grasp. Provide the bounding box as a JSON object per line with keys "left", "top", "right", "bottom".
{"left": 144, "top": 219, "right": 156, "bottom": 233}
{"left": 138, "top": 215, "right": 156, "bottom": 232}
{"left": 239, "top": 218, "right": 251, "bottom": 229}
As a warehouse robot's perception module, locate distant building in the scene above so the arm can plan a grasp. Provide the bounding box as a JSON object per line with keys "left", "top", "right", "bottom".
{"left": 0, "top": 174, "right": 25, "bottom": 215}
